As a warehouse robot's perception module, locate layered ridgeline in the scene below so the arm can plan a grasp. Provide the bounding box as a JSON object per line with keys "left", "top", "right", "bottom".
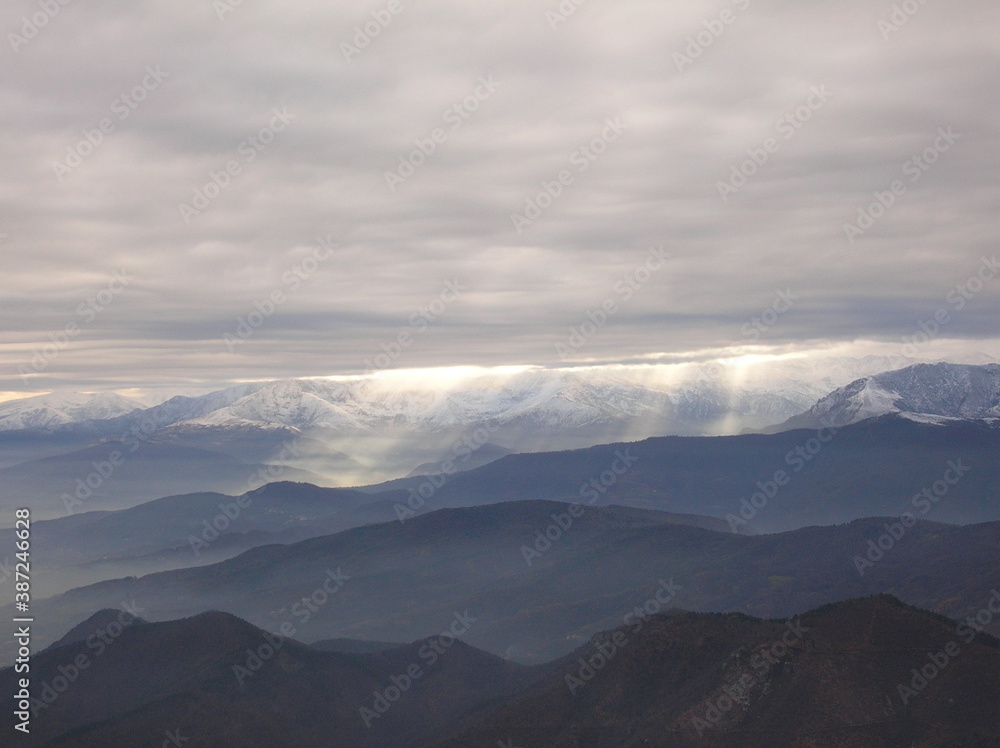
{"left": 8, "top": 501, "right": 998, "bottom": 665}
{"left": 437, "top": 595, "right": 1000, "bottom": 748}
{"left": 0, "top": 356, "right": 931, "bottom": 493}
{"left": 3, "top": 414, "right": 997, "bottom": 608}
{"left": 2, "top": 596, "right": 997, "bottom": 747}
{"left": 0, "top": 482, "right": 409, "bottom": 598}
{"left": 385, "top": 416, "right": 1000, "bottom": 531}
{"left": 4, "top": 361, "right": 1000, "bottom": 520}
{"left": 0, "top": 440, "right": 329, "bottom": 519}
{"left": 4, "top": 412, "right": 998, "bottom": 526}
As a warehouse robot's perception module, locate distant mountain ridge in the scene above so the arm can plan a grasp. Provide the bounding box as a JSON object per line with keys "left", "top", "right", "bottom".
{"left": 0, "top": 356, "right": 935, "bottom": 486}
{"left": 0, "top": 391, "right": 143, "bottom": 431}
{"left": 12, "top": 500, "right": 999, "bottom": 664}
{"left": 0, "top": 441, "right": 327, "bottom": 520}
{"left": 773, "top": 362, "right": 1000, "bottom": 431}
{"left": 389, "top": 416, "right": 1000, "bottom": 531}
{"left": 3, "top": 355, "right": 928, "bottom": 438}
{"left": 5, "top": 357, "right": 998, "bottom": 492}
{"left": 0, "top": 481, "right": 407, "bottom": 597}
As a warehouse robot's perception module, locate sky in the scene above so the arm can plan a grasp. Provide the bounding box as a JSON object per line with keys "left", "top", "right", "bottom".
{"left": 1, "top": 0, "right": 999, "bottom": 399}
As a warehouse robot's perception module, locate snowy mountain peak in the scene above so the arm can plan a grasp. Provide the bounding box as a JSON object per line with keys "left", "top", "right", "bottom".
{"left": 0, "top": 391, "right": 144, "bottom": 432}
{"left": 775, "top": 362, "right": 1000, "bottom": 430}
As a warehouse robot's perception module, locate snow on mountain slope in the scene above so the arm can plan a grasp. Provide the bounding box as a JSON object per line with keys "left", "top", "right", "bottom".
{"left": 6, "top": 356, "right": 983, "bottom": 440}
{"left": 775, "top": 362, "right": 1000, "bottom": 430}
{"left": 0, "top": 392, "right": 145, "bottom": 432}
{"left": 178, "top": 371, "right": 677, "bottom": 432}
{"left": 169, "top": 356, "right": 924, "bottom": 436}
{"left": 188, "top": 380, "right": 365, "bottom": 430}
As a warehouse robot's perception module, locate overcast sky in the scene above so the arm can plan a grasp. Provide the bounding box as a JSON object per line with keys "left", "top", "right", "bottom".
{"left": 1, "top": 0, "right": 998, "bottom": 397}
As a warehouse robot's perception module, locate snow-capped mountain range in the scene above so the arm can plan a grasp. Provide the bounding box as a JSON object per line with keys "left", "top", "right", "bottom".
{"left": 0, "top": 356, "right": 1000, "bottom": 447}
{"left": 157, "top": 355, "right": 994, "bottom": 435}
{"left": 775, "top": 362, "right": 1000, "bottom": 430}
{"left": 2, "top": 356, "right": 997, "bottom": 486}
{"left": 1, "top": 354, "right": 928, "bottom": 437}
{"left": 0, "top": 391, "right": 144, "bottom": 432}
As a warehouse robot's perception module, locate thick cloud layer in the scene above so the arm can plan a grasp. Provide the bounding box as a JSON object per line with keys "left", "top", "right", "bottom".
{"left": 1, "top": 0, "right": 998, "bottom": 393}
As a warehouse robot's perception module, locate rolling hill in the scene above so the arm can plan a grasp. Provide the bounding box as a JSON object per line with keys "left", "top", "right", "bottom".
{"left": 8, "top": 501, "right": 998, "bottom": 666}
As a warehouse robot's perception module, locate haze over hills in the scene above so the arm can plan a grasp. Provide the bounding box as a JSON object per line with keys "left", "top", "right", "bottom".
{"left": 11, "top": 501, "right": 998, "bottom": 665}
{"left": 0, "top": 441, "right": 328, "bottom": 520}
{"left": 0, "top": 355, "right": 969, "bottom": 488}
{"left": 389, "top": 415, "right": 1000, "bottom": 531}
{"left": 0, "top": 482, "right": 407, "bottom": 598}
{"left": 4, "top": 410, "right": 999, "bottom": 596}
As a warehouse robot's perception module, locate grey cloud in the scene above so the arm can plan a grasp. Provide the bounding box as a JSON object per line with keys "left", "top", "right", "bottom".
{"left": 1, "top": 0, "right": 999, "bottom": 392}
